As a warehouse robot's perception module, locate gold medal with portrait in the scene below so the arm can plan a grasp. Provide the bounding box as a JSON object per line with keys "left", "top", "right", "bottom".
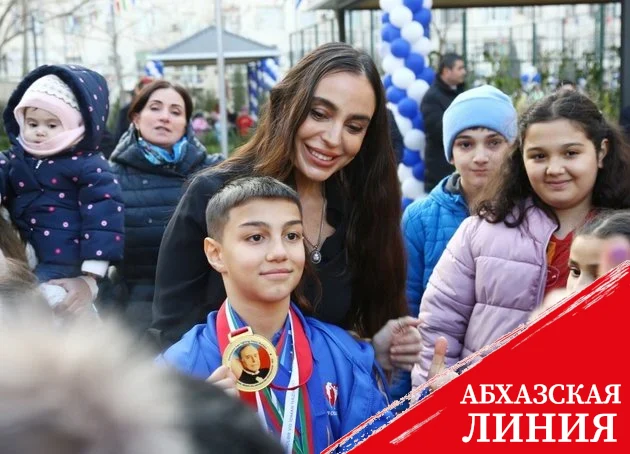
{"left": 222, "top": 327, "right": 279, "bottom": 392}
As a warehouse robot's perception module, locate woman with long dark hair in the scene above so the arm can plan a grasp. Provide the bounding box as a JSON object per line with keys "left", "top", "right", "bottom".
{"left": 151, "top": 43, "right": 413, "bottom": 370}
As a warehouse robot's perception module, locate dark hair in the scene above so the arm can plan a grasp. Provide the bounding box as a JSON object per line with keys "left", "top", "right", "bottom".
{"left": 556, "top": 79, "right": 576, "bottom": 90}
{"left": 205, "top": 176, "right": 313, "bottom": 312}
{"left": 205, "top": 176, "right": 301, "bottom": 241}
{"left": 128, "top": 80, "right": 194, "bottom": 123}
{"left": 476, "top": 91, "right": 630, "bottom": 227}
{"left": 205, "top": 42, "right": 406, "bottom": 338}
{"left": 438, "top": 53, "right": 464, "bottom": 75}
{"left": 175, "top": 374, "right": 283, "bottom": 454}
{"left": 236, "top": 343, "right": 258, "bottom": 360}
{"left": 576, "top": 209, "right": 630, "bottom": 241}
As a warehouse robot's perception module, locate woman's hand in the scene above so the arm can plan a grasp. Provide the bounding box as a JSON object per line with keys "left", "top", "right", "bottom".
{"left": 373, "top": 316, "right": 423, "bottom": 371}
{"left": 47, "top": 277, "right": 94, "bottom": 315}
{"left": 207, "top": 365, "right": 238, "bottom": 397}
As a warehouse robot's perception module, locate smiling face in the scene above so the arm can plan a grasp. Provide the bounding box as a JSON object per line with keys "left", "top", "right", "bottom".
{"left": 293, "top": 71, "right": 376, "bottom": 183}
{"left": 522, "top": 119, "right": 607, "bottom": 212}
{"left": 132, "top": 87, "right": 187, "bottom": 149}
{"left": 204, "top": 198, "right": 305, "bottom": 307}
{"left": 451, "top": 128, "right": 510, "bottom": 198}
{"left": 22, "top": 108, "right": 65, "bottom": 143}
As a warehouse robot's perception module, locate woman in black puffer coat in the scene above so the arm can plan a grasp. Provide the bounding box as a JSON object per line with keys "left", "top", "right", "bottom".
{"left": 109, "top": 81, "right": 222, "bottom": 335}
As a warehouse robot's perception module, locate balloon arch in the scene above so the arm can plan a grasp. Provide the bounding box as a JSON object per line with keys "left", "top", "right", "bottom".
{"left": 380, "top": 0, "right": 435, "bottom": 208}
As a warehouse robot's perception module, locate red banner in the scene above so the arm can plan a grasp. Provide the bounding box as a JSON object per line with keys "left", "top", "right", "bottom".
{"left": 326, "top": 262, "right": 630, "bottom": 453}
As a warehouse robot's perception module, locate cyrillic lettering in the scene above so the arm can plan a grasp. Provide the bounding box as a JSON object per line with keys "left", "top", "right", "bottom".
{"left": 493, "top": 413, "right": 523, "bottom": 442}
{"left": 461, "top": 384, "right": 478, "bottom": 404}
{"left": 548, "top": 384, "right": 565, "bottom": 405}
{"left": 558, "top": 413, "right": 588, "bottom": 442}
{"left": 591, "top": 414, "right": 616, "bottom": 442}
{"left": 526, "top": 413, "right": 555, "bottom": 442}
{"left": 603, "top": 384, "right": 621, "bottom": 404}
{"left": 531, "top": 384, "right": 546, "bottom": 404}
{"left": 566, "top": 384, "right": 585, "bottom": 404}
{"left": 462, "top": 413, "right": 490, "bottom": 442}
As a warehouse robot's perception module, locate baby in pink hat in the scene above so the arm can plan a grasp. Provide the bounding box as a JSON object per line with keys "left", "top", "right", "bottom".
{"left": 0, "top": 66, "right": 124, "bottom": 315}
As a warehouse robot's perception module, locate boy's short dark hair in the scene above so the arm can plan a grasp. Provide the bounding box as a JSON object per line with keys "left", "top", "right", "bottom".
{"left": 205, "top": 176, "right": 302, "bottom": 240}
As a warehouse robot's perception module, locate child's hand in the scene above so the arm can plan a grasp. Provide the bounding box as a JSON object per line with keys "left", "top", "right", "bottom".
{"left": 427, "top": 336, "right": 458, "bottom": 391}
{"left": 47, "top": 277, "right": 93, "bottom": 315}
{"left": 373, "top": 316, "right": 423, "bottom": 371}
{"left": 207, "top": 365, "right": 238, "bottom": 397}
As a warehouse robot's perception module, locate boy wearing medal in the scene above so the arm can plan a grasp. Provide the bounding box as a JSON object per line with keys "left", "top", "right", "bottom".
{"left": 160, "top": 176, "right": 398, "bottom": 453}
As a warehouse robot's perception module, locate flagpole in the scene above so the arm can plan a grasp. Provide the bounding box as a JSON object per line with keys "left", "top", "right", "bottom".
{"left": 215, "top": 0, "right": 229, "bottom": 158}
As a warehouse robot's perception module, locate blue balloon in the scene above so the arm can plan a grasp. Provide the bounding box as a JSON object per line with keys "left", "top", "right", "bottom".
{"left": 405, "top": 53, "right": 425, "bottom": 76}
{"left": 414, "top": 8, "right": 432, "bottom": 29}
{"left": 533, "top": 73, "right": 541, "bottom": 83}
{"left": 402, "top": 197, "right": 414, "bottom": 212}
{"left": 420, "top": 67, "right": 436, "bottom": 85}
{"left": 382, "top": 12, "right": 390, "bottom": 24}
{"left": 381, "top": 23, "right": 401, "bottom": 43}
{"left": 383, "top": 74, "right": 393, "bottom": 89}
{"left": 391, "top": 38, "right": 411, "bottom": 59}
{"left": 404, "top": 0, "right": 423, "bottom": 13}
{"left": 386, "top": 86, "right": 406, "bottom": 104}
{"left": 402, "top": 148, "right": 421, "bottom": 167}
{"left": 412, "top": 161, "right": 425, "bottom": 180}
{"left": 398, "top": 97, "right": 419, "bottom": 119}
{"left": 412, "top": 113, "right": 425, "bottom": 131}
{"left": 520, "top": 74, "right": 529, "bottom": 83}
{"left": 424, "top": 24, "right": 431, "bottom": 39}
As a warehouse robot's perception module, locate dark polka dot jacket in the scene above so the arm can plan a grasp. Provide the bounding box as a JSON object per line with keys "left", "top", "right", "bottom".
{"left": 0, "top": 64, "right": 124, "bottom": 270}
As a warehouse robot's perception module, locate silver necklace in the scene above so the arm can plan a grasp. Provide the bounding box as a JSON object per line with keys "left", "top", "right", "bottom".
{"left": 303, "top": 198, "right": 327, "bottom": 264}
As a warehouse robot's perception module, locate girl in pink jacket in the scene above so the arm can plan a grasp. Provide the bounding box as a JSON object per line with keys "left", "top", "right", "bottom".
{"left": 412, "top": 91, "right": 630, "bottom": 388}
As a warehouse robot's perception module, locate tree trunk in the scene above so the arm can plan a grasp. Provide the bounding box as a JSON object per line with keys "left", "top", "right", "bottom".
{"left": 110, "top": 9, "right": 125, "bottom": 102}
{"left": 21, "top": 0, "right": 28, "bottom": 76}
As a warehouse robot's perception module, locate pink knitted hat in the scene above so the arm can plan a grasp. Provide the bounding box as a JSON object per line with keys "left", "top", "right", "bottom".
{"left": 13, "top": 74, "right": 83, "bottom": 131}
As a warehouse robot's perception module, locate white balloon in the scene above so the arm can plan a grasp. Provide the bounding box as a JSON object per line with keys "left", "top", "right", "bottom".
{"left": 402, "top": 178, "right": 425, "bottom": 199}
{"left": 392, "top": 67, "right": 416, "bottom": 90}
{"left": 397, "top": 163, "right": 413, "bottom": 183}
{"left": 401, "top": 21, "right": 424, "bottom": 43}
{"left": 423, "top": 0, "right": 433, "bottom": 8}
{"left": 394, "top": 113, "right": 413, "bottom": 136}
{"left": 404, "top": 129, "right": 426, "bottom": 151}
{"left": 412, "top": 37, "right": 432, "bottom": 56}
{"left": 382, "top": 54, "right": 405, "bottom": 74}
{"left": 389, "top": 5, "right": 413, "bottom": 28}
{"left": 379, "top": 0, "right": 403, "bottom": 13}
{"left": 406, "top": 79, "right": 430, "bottom": 103}
{"left": 379, "top": 41, "right": 391, "bottom": 59}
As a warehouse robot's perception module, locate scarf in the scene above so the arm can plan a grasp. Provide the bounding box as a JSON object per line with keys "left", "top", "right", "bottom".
{"left": 137, "top": 135, "right": 188, "bottom": 166}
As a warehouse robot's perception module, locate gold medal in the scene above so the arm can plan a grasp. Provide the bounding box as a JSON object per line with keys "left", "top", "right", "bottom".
{"left": 222, "top": 327, "right": 279, "bottom": 392}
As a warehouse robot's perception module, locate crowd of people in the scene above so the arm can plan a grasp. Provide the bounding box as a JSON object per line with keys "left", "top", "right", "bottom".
{"left": 1, "top": 42, "right": 630, "bottom": 453}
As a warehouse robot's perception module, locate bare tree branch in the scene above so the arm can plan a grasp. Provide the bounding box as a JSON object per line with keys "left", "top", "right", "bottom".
{"left": 39, "top": 0, "right": 94, "bottom": 22}
{"left": 0, "top": 0, "right": 18, "bottom": 34}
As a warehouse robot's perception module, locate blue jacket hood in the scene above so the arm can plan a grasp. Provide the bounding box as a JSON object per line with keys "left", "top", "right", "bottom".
{"left": 3, "top": 64, "right": 109, "bottom": 151}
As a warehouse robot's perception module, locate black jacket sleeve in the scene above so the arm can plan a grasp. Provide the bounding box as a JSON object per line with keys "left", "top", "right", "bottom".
{"left": 420, "top": 91, "right": 444, "bottom": 142}
{"left": 150, "top": 172, "right": 228, "bottom": 350}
